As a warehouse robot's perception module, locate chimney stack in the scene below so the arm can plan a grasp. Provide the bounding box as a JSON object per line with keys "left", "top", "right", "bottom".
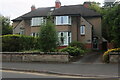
{"left": 55, "top": 0, "right": 61, "bottom": 8}
{"left": 83, "top": 2, "right": 91, "bottom": 8}
{"left": 31, "top": 5, "right": 36, "bottom": 11}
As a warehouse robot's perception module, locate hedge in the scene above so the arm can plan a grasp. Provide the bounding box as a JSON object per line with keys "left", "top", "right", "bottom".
{"left": 59, "top": 46, "right": 85, "bottom": 56}
{"left": 2, "top": 34, "right": 39, "bottom": 52}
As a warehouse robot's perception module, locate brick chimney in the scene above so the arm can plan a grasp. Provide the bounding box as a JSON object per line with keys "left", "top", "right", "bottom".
{"left": 83, "top": 2, "right": 91, "bottom": 8}
{"left": 55, "top": 0, "right": 61, "bottom": 8}
{"left": 31, "top": 5, "right": 36, "bottom": 11}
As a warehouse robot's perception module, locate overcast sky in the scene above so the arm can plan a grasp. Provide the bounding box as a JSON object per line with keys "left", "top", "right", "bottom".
{"left": 0, "top": 0, "right": 112, "bottom": 20}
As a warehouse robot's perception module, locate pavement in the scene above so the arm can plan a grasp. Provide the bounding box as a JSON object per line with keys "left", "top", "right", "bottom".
{"left": 1, "top": 52, "right": 120, "bottom": 79}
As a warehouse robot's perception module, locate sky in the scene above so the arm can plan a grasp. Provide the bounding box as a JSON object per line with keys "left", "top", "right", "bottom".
{"left": 0, "top": 0, "right": 112, "bottom": 20}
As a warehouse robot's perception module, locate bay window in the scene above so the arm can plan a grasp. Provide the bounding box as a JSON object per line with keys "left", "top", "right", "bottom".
{"left": 31, "top": 32, "right": 39, "bottom": 37}
{"left": 58, "top": 32, "right": 71, "bottom": 46}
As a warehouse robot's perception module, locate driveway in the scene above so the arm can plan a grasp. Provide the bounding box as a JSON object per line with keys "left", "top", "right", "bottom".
{"left": 72, "top": 52, "right": 103, "bottom": 64}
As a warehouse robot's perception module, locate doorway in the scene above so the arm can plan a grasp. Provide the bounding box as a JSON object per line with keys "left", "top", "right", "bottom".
{"left": 92, "top": 37, "right": 99, "bottom": 50}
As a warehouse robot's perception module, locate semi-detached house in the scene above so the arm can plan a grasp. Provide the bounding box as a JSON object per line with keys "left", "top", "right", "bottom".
{"left": 12, "top": 0, "right": 103, "bottom": 50}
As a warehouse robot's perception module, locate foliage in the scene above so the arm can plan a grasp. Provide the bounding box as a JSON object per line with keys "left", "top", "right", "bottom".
{"left": 89, "top": 3, "right": 102, "bottom": 14}
{"left": 103, "top": 48, "right": 120, "bottom": 63}
{"left": 0, "top": 16, "right": 13, "bottom": 35}
{"left": 69, "top": 41, "right": 85, "bottom": 50}
{"left": 102, "top": 5, "right": 120, "bottom": 47}
{"left": 2, "top": 34, "right": 38, "bottom": 52}
{"left": 59, "top": 46, "right": 85, "bottom": 56}
{"left": 38, "top": 16, "right": 58, "bottom": 52}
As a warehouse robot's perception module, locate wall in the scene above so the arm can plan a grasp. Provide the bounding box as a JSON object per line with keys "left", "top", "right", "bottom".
{"left": 1, "top": 52, "right": 69, "bottom": 62}
{"left": 86, "top": 17, "right": 102, "bottom": 40}
{"left": 71, "top": 16, "right": 78, "bottom": 41}
{"left": 13, "top": 20, "right": 24, "bottom": 34}
{"left": 109, "top": 52, "right": 120, "bottom": 63}
{"left": 80, "top": 17, "right": 92, "bottom": 44}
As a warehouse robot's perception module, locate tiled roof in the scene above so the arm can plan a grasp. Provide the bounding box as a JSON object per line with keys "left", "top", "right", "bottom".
{"left": 12, "top": 5, "right": 101, "bottom": 21}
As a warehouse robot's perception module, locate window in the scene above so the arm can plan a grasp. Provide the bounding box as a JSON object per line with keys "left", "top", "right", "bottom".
{"left": 58, "top": 32, "right": 71, "bottom": 46}
{"left": 80, "top": 25, "right": 85, "bottom": 35}
{"left": 31, "top": 32, "right": 39, "bottom": 37}
{"left": 56, "top": 16, "right": 71, "bottom": 25}
{"left": 31, "top": 17, "right": 46, "bottom": 26}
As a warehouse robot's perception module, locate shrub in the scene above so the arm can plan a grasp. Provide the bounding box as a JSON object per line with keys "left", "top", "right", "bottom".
{"left": 2, "top": 34, "right": 38, "bottom": 52}
{"left": 103, "top": 48, "right": 120, "bottom": 63}
{"left": 38, "top": 17, "right": 58, "bottom": 52}
{"left": 69, "top": 41, "right": 85, "bottom": 49}
{"left": 59, "top": 46, "right": 85, "bottom": 56}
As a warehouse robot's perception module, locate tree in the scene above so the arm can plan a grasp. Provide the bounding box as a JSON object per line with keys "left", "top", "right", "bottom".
{"left": 38, "top": 16, "right": 58, "bottom": 52}
{"left": 89, "top": 2, "right": 102, "bottom": 14}
{"left": 0, "top": 15, "right": 13, "bottom": 35}
{"left": 102, "top": 5, "right": 120, "bottom": 47}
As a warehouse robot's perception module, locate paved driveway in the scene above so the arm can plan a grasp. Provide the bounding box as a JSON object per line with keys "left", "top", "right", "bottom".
{"left": 72, "top": 52, "right": 103, "bottom": 64}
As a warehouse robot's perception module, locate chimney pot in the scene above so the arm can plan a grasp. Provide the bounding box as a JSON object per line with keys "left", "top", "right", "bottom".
{"left": 55, "top": 0, "right": 61, "bottom": 8}
{"left": 31, "top": 5, "right": 36, "bottom": 11}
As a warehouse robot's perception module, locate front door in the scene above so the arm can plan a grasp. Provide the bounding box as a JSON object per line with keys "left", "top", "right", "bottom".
{"left": 93, "top": 37, "right": 99, "bottom": 50}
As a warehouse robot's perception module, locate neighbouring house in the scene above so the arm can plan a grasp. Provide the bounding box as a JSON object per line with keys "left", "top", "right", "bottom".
{"left": 12, "top": 0, "right": 103, "bottom": 50}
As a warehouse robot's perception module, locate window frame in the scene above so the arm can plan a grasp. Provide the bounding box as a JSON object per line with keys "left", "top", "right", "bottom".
{"left": 58, "top": 31, "right": 71, "bottom": 46}
{"left": 31, "top": 17, "right": 45, "bottom": 26}
{"left": 80, "top": 25, "right": 85, "bottom": 35}
{"left": 56, "top": 16, "right": 71, "bottom": 25}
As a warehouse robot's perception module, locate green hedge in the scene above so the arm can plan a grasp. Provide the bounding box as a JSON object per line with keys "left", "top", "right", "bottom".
{"left": 59, "top": 46, "right": 85, "bottom": 56}
{"left": 69, "top": 41, "right": 85, "bottom": 50}
{"left": 2, "top": 35, "right": 39, "bottom": 52}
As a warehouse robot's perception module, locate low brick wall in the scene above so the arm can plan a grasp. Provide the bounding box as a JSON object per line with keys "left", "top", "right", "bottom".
{"left": 109, "top": 51, "right": 120, "bottom": 63}
{"left": 1, "top": 52, "right": 69, "bottom": 62}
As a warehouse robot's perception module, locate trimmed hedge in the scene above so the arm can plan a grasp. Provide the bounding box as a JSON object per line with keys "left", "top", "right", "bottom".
{"left": 2, "top": 34, "right": 39, "bottom": 52}
{"left": 103, "top": 48, "right": 120, "bottom": 63}
{"left": 59, "top": 46, "right": 85, "bottom": 56}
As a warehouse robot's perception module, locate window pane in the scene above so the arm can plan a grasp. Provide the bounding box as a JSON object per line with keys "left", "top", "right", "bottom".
{"left": 80, "top": 25, "right": 85, "bottom": 35}
{"left": 31, "top": 17, "right": 44, "bottom": 26}
{"left": 56, "top": 16, "right": 71, "bottom": 25}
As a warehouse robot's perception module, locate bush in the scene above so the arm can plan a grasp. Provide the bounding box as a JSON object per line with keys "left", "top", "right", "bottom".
{"left": 59, "top": 46, "right": 85, "bottom": 56}
{"left": 2, "top": 34, "right": 38, "bottom": 52}
{"left": 38, "top": 18, "right": 58, "bottom": 52}
{"left": 69, "top": 41, "right": 85, "bottom": 49}
{"left": 103, "top": 48, "right": 120, "bottom": 63}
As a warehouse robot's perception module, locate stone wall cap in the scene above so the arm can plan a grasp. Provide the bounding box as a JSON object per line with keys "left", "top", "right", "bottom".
{"left": 1, "top": 52, "right": 69, "bottom": 55}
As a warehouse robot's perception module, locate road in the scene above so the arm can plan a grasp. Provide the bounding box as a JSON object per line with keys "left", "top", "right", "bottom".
{"left": 1, "top": 70, "right": 94, "bottom": 78}
{"left": 1, "top": 70, "right": 119, "bottom": 80}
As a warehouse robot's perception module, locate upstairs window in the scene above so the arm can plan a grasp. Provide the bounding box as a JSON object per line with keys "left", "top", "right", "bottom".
{"left": 56, "top": 16, "right": 71, "bottom": 25}
{"left": 31, "top": 17, "right": 46, "bottom": 26}
{"left": 80, "top": 25, "right": 85, "bottom": 35}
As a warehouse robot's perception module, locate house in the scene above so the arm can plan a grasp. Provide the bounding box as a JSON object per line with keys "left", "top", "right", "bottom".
{"left": 12, "top": 0, "right": 102, "bottom": 50}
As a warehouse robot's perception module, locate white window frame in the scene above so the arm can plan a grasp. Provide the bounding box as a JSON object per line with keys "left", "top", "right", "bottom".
{"left": 80, "top": 25, "right": 85, "bottom": 35}
{"left": 31, "top": 17, "right": 45, "bottom": 26}
{"left": 58, "top": 32, "right": 71, "bottom": 46}
{"left": 56, "top": 16, "right": 71, "bottom": 25}
{"left": 31, "top": 32, "right": 39, "bottom": 37}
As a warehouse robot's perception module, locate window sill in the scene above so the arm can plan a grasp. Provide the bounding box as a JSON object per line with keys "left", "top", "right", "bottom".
{"left": 81, "top": 34, "right": 85, "bottom": 36}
